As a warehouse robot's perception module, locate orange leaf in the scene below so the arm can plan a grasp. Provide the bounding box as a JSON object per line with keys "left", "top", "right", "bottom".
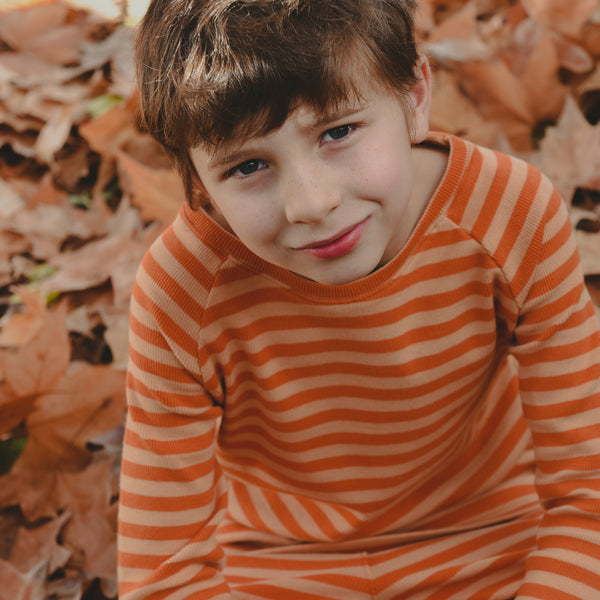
{"left": 0, "top": 299, "right": 70, "bottom": 399}
{"left": 0, "top": 289, "right": 47, "bottom": 348}
{"left": 116, "top": 150, "right": 185, "bottom": 225}
{"left": 0, "top": 559, "right": 45, "bottom": 600}
{"left": 521, "top": 0, "right": 597, "bottom": 37}
{"left": 9, "top": 511, "right": 71, "bottom": 576}
{"left": 22, "top": 363, "right": 126, "bottom": 471}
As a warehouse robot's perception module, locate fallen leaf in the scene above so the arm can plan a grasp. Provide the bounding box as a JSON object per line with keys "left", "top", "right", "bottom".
{"left": 0, "top": 289, "right": 47, "bottom": 348}
{"left": 38, "top": 199, "right": 147, "bottom": 303}
{"left": 0, "top": 179, "right": 26, "bottom": 218}
{"left": 9, "top": 511, "right": 71, "bottom": 576}
{"left": 521, "top": 0, "right": 597, "bottom": 38}
{"left": 528, "top": 96, "right": 600, "bottom": 203}
{"left": 116, "top": 150, "right": 185, "bottom": 224}
{"left": 63, "top": 508, "right": 117, "bottom": 582}
{"left": 0, "top": 456, "right": 116, "bottom": 522}
{"left": 21, "top": 362, "right": 126, "bottom": 471}
{"left": 34, "top": 104, "right": 76, "bottom": 164}
{"left": 0, "top": 2, "right": 69, "bottom": 51}
{"left": 452, "top": 58, "right": 534, "bottom": 149}
{"left": 551, "top": 32, "right": 595, "bottom": 75}
{"left": 518, "top": 25, "right": 567, "bottom": 124}
{"left": 0, "top": 299, "right": 70, "bottom": 400}
{"left": 0, "top": 558, "right": 45, "bottom": 600}
{"left": 576, "top": 230, "right": 600, "bottom": 277}
{"left": 430, "top": 68, "right": 502, "bottom": 148}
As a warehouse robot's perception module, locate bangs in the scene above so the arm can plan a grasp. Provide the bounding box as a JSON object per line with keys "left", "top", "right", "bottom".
{"left": 179, "top": 34, "right": 376, "bottom": 150}
{"left": 136, "top": 0, "right": 419, "bottom": 203}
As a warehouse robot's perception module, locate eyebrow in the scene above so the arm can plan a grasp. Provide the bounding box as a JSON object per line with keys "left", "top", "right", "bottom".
{"left": 207, "top": 101, "right": 368, "bottom": 172}
{"left": 208, "top": 148, "right": 254, "bottom": 172}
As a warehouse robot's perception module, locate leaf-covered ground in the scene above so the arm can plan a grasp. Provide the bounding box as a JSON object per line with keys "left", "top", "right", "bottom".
{"left": 0, "top": 1, "right": 599, "bottom": 598}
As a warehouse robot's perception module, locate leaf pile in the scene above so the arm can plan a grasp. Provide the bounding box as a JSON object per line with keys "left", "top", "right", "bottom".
{"left": 0, "top": 1, "right": 599, "bottom": 599}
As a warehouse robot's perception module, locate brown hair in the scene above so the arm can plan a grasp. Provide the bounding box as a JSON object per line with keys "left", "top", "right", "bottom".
{"left": 136, "top": 0, "right": 419, "bottom": 207}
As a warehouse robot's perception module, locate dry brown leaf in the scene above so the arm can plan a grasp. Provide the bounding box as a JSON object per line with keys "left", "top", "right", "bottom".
{"left": 9, "top": 511, "right": 71, "bottom": 576}
{"left": 521, "top": 0, "right": 597, "bottom": 38}
{"left": 20, "top": 24, "right": 89, "bottom": 66}
{"left": 0, "top": 3, "right": 598, "bottom": 598}
{"left": 576, "top": 231, "right": 600, "bottom": 277}
{"left": 25, "top": 172, "right": 69, "bottom": 207}
{"left": 0, "top": 231, "right": 30, "bottom": 287}
{"left": 415, "top": 0, "right": 436, "bottom": 37}
{"left": 95, "top": 305, "right": 131, "bottom": 368}
{"left": 60, "top": 458, "right": 115, "bottom": 514}
{"left": 0, "top": 382, "right": 30, "bottom": 439}
{"left": 430, "top": 68, "right": 502, "bottom": 148}
{"left": 453, "top": 59, "right": 535, "bottom": 149}
{"left": 20, "top": 362, "right": 126, "bottom": 472}
{"left": 34, "top": 104, "right": 76, "bottom": 164}
{"left": 528, "top": 96, "right": 600, "bottom": 203}
{"left": 79, "top": 101, "right": 138, "bottom": 157}
{"left": 0, "top": 179, "right": 26, "bottom": 219}
{"left": 0, "top": 299, "right": 70, "bottom": 400}
{"left": 38, "top": 200, "right": 147, "bottom": 304}
{"left": 0, "top": 456, "right": 116, "bottom": 522}
{"left": 0, "top": 289, "right": 47, "bottom": 348}
{"left": 63, "top": 508, "right": 117, "bottom": 583}
{"left": 116, "top": 150, "right": 185, "bottom": 224}
{"left": 551, "top": 33, "right": 595, "bottom": 74}
{"left": 519, "top": 28, "right": 567, "bottom": 124}
{"left": 0, "top": 559, "right": 45, "bottom": 600}
{"left": 0, "top": 2, "right": 69, "bottom": 50}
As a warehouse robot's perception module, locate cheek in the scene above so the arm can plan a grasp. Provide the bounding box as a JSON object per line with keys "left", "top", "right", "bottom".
{"left": 221, "top": 200, "right": 283, "bottom": 246}
{"left": 351, "top": 153, "right": 412, "bottom": 198}
{"left": 347, "top": 135, "right": 414, "bottom": 192}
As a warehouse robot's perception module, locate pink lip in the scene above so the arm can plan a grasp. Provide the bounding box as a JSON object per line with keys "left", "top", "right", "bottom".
{"left": 298, "top": 218, "right": 369, "bottom": 259}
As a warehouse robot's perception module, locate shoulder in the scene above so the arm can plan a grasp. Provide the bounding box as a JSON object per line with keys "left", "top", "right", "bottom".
{"left": 440, "top": 134, "right": 564, "bottom": 260}
{"left": 132, "top": 207, "right": 229, "bottom": 340}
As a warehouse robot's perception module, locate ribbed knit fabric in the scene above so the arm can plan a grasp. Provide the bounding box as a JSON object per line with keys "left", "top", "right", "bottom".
{"left": 118, "top": 133, "right": 600, "bottom": 600}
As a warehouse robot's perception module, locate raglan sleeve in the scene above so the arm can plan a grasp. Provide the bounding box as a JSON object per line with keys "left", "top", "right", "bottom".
{"left": 510, "top": 182, "right": 600, "bottom": 599}
{"left": 117, "top": 257, "right": 232, "bottom": 600}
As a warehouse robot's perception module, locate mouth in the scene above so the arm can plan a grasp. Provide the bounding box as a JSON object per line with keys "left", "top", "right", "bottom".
{"left": 297, "top": 217, "right": 370, "bottom": 259}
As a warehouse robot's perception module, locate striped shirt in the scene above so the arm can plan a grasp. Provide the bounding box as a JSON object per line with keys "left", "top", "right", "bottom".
{"left": 118, "top": 133, "right": 600, "bottom": 600}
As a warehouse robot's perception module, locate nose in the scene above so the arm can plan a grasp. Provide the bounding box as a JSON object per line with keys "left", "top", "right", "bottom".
{"left": 282, "top": 165, "right": 342, "bottom": 224}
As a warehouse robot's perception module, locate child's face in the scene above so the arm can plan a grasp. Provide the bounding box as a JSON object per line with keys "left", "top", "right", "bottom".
{"left": 190, "top": 63, "right": 432, "bottom": 285}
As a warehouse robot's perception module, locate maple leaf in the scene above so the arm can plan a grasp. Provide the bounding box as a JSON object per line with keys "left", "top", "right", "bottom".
{"left": 9, "top": 511, "right": 71, "bottom": 577}
{"left": 0, "top": 298, "right": 70, "bottom": 436}
{"left": 527, "top": 96, "right": 600, "bottom": 204}
{"left": 18, "top": 362, "right": 126, "bottom": 472}
{"left": 521, "top": 0, "right": 598, "bottom": 38}
{"left": 0, "top": 2, "right": 598, "bottom": 598}
{"left": 116, "top": 149, "right": 186, "bottom": 225}
{"left": 0, "top": 558, "right": 45, "bottom": 600}
{"left": 0, "top": 289, "right": 47, "bottom": 349}
{"left": 63, "top": 507, "right": 118, "bottom": 590}
{"left": 0, "top": 455, "right": 118, "bottom": 522}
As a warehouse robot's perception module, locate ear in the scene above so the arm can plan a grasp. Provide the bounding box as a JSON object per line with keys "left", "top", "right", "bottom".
{"left": 407, "top": 55, "right": 432, "bottom": 144}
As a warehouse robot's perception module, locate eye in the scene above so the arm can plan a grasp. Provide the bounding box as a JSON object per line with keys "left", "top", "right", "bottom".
{"left": 229, "top": 159, "right": 267, "bottom": 178}
{"left": 321, "top": 124, "right": 355, "bottom": 143}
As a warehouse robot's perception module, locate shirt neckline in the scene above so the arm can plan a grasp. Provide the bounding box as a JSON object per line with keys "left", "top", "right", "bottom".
{"left": 183, "top": 133, "right": 469, "bottom": 302}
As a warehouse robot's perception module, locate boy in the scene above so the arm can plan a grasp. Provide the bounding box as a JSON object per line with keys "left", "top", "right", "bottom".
{"left": 118, "top": 1, "right": 600, "bottom": 598}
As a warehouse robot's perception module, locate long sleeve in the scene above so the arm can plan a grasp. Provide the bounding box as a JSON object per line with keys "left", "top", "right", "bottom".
{"left": 510, "top": 186, "right": 600, "bottom": 598}
{"left": 116, "top": 134, "right": 600, "bottom": 600}
{"left": 117, "top": 247, "right": 232, "bottom": 600}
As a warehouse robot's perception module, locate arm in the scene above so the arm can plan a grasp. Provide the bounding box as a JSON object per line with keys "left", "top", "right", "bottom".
{"left": 511, "top": 189, "right": 600, "bottom": 599}
{"left": 117, "top": 275, "right": 231, "bottom": 600}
